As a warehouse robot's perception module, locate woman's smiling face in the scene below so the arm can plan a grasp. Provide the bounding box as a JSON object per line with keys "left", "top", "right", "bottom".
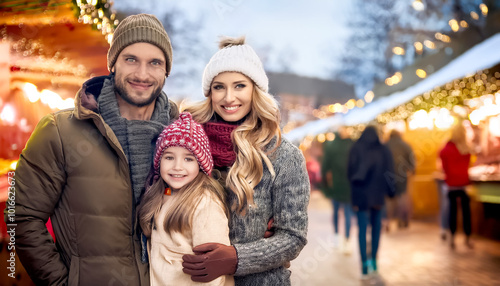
{"left": 210, "top": 72, "right": 254, "bottom": 122}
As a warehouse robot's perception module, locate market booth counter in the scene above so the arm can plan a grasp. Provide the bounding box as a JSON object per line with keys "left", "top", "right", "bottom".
{"left": 395, "top": 128, "right": 500, "bottom": 241}
{"left": 403, "top": 128, "right": 448, "bottom": 220}
{"left": 411, "top": 128, "right": 500, "bottom": 241}
{"left": 467, "top": 107, "right": 500, "bottom": 240}
{"left": 469, "top": 162, "right": 500, "bottom": 240}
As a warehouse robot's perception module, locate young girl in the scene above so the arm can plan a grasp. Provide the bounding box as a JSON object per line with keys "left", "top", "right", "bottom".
{"left": 138, "top": 112, "right": 234, "bottom": 286}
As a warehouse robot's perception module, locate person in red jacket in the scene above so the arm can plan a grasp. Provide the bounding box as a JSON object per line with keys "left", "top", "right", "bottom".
{"left": 439, "top": 122, "right": 474, "bottom": 250}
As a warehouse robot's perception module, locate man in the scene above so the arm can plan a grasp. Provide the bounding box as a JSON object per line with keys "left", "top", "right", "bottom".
{"left": 5, "top": 14, "right": 178, "bottom": 285}
{"left": 385, "top": 130, "right": 415, "bottom": 229}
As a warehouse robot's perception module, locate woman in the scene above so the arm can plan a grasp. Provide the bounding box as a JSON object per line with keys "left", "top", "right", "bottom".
{"left": 181, "top": 36, "right": 310, "bottom": 285}
{"left": 348, "top": 126, "right": 395, "bottom": 279}
{"left": 439, "top": 122, "right": 473, "bottom": 249}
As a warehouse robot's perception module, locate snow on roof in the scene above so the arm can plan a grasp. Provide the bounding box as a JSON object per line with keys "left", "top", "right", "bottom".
{"left": 284, "top": 33, "right": 500, "bottom": 142}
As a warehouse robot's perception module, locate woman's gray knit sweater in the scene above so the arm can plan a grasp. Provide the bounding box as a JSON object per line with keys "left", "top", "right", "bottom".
{"left": 229, "top": 137, "right": 310, "bottom": 285}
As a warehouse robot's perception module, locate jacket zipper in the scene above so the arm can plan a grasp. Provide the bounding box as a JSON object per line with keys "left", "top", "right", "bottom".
{"left": 88, "top": 114, "right": 142, "bottom": 285}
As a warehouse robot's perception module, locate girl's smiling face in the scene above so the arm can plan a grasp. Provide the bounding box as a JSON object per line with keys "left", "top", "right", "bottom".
{"left": 160, "top": 146, "right": 200, "bottom": 191}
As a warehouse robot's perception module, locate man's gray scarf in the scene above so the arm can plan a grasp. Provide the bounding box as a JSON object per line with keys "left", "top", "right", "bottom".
{"left": 98, "top": 76, "right": 171, "bottom": 203}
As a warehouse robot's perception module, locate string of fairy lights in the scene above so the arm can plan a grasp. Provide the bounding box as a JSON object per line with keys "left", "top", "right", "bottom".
{"left": 378, "top": 70, "right": 500, "bottom": 124}
{"left": 72, "top": 0, "right": 118, "bottom": 44}
{"left": 282, "top": 92, "right": 374, "bottom": 134}
{"left": 2, "top": 30, "right": 90, "bottom": 82}
{"left": 298, "top": 68, "right": 500, "bottom": 151}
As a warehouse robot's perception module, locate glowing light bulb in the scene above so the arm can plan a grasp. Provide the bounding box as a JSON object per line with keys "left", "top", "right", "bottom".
{"left": 0, "top": 104, "right": 16, "bottom": 125}
{"left": 364, "top": 91, "right": 374, "bottom": 103}
{"left": 412, "top": 0, "right": 424, "bottom": 11}
{"left": 393, "top": 47, "right": 405, "bottom": 55}
{"left": 416, "top": 69, "right": 427, "bottom": 78}
{"left": 317, "top": 134, "right": 326, "bottom": 143}
{"left": 326, "top": 133, "right": 335, "bottom": 141}
{"left": 23, "top": 82, "right": 40, "bottom": 102}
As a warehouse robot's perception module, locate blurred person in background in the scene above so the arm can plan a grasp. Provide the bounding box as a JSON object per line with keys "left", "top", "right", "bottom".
{"left": 439, "top": 121, "right": 474, "bottom": 250}
{"left": 305, "top": 147, "right": 322, "bottom": 191}
{"left": 385, "top": 130, "right": 415, "bottom": 229}
{"left": 321, "top": 127, "right": 354, "bottom": 254}
{"left": 434, "top": 158, "right": 449, "bottom": 241}
{"left": 348, "top": 126, "right": 395, "bottom": 279}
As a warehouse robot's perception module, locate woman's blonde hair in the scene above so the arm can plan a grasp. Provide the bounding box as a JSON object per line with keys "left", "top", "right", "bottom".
{"left": 450, "top": 121, "right": 470, "bottom": 155}
{"left": 184, "top": 85, "right": 281, "bottom": 214}
{"left": 138, "top": 171, "right": 227, "bottom": 237}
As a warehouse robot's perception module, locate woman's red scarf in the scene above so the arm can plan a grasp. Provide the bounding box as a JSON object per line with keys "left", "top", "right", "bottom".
{"left": 203, "top": 121, "right": 238, "bottom": 168}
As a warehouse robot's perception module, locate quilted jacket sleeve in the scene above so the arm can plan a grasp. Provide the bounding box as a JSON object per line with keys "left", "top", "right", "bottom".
{"left": 5, "top": 114, "right": 68, "bottom": 285}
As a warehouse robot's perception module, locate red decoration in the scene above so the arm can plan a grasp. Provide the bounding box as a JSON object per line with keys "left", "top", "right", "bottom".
{"left": 65, "top": 22, "right": 75, "bottom": 31}
{"left": 164, "top": 187, "right": 171, "bottom": 196}
{"left": 10, "top": 66, "right": 21, "bottom": 72}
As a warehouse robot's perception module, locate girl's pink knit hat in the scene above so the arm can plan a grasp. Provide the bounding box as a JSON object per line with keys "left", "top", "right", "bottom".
{"left": 153, "top": 112, "right": 213, "bottom": 176}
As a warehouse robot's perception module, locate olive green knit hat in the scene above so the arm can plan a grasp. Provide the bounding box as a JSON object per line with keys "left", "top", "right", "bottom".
{"left": 107, "top": 13, "right": 173, "bottom": 76}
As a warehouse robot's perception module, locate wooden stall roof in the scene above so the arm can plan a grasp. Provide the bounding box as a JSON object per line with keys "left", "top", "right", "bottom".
{"left": 0, "top": 0, "right": 76, "bottom": 25}
{"left": 1, "top": 0, "right": 110, "bottom": 98}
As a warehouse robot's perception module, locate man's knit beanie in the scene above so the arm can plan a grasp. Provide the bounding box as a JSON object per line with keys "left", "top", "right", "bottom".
{"left": 107, "top": 13, "right": 173, "bottom": 76}
{"left": 202, "top": 36, "right": 268, "bottom": 96}
{"left": 153, "top": 112, "right": 213, "bottom": 176}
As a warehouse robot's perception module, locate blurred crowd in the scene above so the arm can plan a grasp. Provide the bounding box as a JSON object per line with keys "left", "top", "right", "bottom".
{"left": 303, "top": 121, "right": 475, "bottom": 279}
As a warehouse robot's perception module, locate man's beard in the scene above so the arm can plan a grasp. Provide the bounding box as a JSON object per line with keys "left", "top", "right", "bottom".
{"left": 115, "top": 76, "right": 165, "bottom": 108}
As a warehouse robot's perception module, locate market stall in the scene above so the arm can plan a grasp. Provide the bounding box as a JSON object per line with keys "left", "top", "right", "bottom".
{"left": 0, "top": 2, "right": 117, "bottom": 284}
{"left": 288, "top": 33, "right": 500, "bottom": 239}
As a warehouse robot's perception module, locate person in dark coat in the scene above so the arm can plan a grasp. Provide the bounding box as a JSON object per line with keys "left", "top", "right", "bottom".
{"left": 385, "top": 130, "right": 415, "bottom": 229}
{"left": 348, "top": 126, "right": 395, "bottom": 279}
{"left": 321, "top": 127, "right": 354, "bottom": 253}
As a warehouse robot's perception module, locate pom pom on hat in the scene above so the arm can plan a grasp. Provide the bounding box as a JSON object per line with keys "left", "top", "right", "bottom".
{"left": 107, "top": 13, "right": 173, "bottom": 76}
{"left": 202, "top": 36, "right": 268, "bottom": 96}
{"left": 153, "top": 112, "right": 213, "bottom": 176}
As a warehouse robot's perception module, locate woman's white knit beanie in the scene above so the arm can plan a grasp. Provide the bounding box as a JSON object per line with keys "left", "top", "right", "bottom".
{"left": 202, "top": 36, "right": 268, "bottom": 96}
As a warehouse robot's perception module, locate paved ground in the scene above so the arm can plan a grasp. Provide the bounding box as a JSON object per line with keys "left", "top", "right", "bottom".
{"left": 289, "top": 191, "right": 500, "bottom": 286}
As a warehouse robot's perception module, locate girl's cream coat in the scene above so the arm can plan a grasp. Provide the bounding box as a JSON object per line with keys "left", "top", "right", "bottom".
{"left": 149, "top": 191, "right": 234, "bottom": 286}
